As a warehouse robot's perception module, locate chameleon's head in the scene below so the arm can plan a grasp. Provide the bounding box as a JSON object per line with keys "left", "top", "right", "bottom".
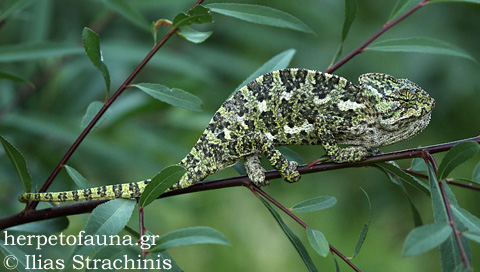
{"left": 359, "top": 73, "right": 435, "bottom": 142}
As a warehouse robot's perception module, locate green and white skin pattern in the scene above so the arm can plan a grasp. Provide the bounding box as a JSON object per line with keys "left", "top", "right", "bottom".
{"left": 18, "top": 68, "right": 435, "bottom": 202}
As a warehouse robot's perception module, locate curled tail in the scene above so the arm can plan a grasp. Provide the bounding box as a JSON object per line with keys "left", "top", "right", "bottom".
{"left": 18, "top": 180, "right": 149, "bottom": 203}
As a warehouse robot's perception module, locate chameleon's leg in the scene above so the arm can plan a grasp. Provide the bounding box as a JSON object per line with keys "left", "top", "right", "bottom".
{"left": 244, "top": 153, "right": 268, "bottom": 186}
{"left": 315, "top": 115, "right": 369, "bottom": 163}
{"left": 222, "top": 133, "right": 300, "bottom": 183}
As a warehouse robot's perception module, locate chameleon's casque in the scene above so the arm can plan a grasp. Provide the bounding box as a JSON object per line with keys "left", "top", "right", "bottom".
{"left": 19, "top": 69, "right": 434, "bottom": 202}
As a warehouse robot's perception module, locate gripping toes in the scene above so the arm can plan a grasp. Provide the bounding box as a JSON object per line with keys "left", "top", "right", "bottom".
{"left": 282, "top": 161, "right": 301, "bottom": 183}
{"left": 331, "top": 146, "right": 369, "bottom": 163}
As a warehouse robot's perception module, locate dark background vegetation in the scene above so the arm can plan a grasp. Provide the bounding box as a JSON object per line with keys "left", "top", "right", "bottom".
{"left": 0, "top": 0, "right": 479, "bottom": 271}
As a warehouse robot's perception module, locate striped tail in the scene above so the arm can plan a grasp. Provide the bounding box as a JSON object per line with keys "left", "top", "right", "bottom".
{"left": 18, "top": 180, "right": 150, "bottom": 203}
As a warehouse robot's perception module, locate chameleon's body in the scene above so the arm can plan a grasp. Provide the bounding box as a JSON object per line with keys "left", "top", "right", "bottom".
{"left": 18, "top": 69, "right": 434, "bottom": 203}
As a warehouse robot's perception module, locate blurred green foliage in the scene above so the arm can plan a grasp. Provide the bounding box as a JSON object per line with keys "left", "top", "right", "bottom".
{"left": 1, "top": 0, "right": 479, "bottom": 271}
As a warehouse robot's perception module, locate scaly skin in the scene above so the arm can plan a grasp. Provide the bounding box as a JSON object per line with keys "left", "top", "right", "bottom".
{"left": 18, "top": 69, "right": 434, "bottom": 202}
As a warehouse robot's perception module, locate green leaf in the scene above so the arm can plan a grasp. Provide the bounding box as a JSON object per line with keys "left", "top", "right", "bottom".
{"left": 0, "top": 239, "right": 45, "bottom": 272}
{"left": 233, "top": 161, "right": 247, "bottom": 176}
{"left": 375, "top": 162, "right": 430, "bottom": 194}
{"left": 133, "top": 83, "right": 202, "bottom": 112}
{"left": 152, "top": 226, "right": 230, "bottom": 252}
{"left": 74, "top": 199, "right": 136, "bottom": 257}
{"left": 156, "top": 250, "right": 183, "bottom": 272}
{"left": 258, "top": 197, "right": 318, "bottom": 272}
{"left": 472, "top": 160, "right": 480, "bottom": 184}
{"left": 403, "top": 223, "right": 452, "bottom": 256}
{"left": 306, "top": 227, "right": 329, "bottom": 257}
{"left": 450, "top": 205, "right": 480, "bottom": 233}
{"left": 291, "top": 196, "right": 337, "bottom": 213}
{"left": 206, "top": 3, "right": 315, "bottom": 34}
{"left": 139, "top": 165, "right": 186, "bottom": 207}
{"left": 6, "top": 217, "right": 69, "bottom": 233}
{"left": 331, "top": 0, "right": 357, "bottom": 65}
{"left": 0, "top": 42, "right": 83, "bottom": 62}
{"left": 426, "top": 162, "right": 472, "bottom": 270}
{"left": 0, "top": 134, "right": 31, "bottom": 192}
{"left": 82, "top": 27, "right": 110, "bottom": 93}
{"left": 172, "top": 5, "right": 213, "bottom": 28}
{"left": 438, "top": 141, "right": 480, "bottom": 179}
{"left": 98, "top": 0, "right": 150, "bottom": 31}
{"left": 277, "top": 146, "right": 304, "bottom": 164}
{"left": 0, "top": 70, "right": 33, "bottom": 87}
{"left": 430, "top": 0, "right": 480, "bottom": 3}
{"left": 411, "top": 157, "right": 428, "bottom": 172}
{"left": 388, "top": 0, "right": 414, "bottom": 21}
{"left": 177, "top": 26, "right": 213, "bottom": 43}
{"left": 65, "top": 165, "right": 89, "bottom": 189}
{"left": 80, "top": 101, "right": 109, "bottom": 130}
{"left": 367, "top": 37, "right": 476, "bottom": 62}
{"left": 463, "top": 232, "right": 480, "bottom": 244}
{"left": 232, "top": 49, "right": 296, "bottom": 95}
{"left": 351, "top": 188, "right": 372, "bottom": 258}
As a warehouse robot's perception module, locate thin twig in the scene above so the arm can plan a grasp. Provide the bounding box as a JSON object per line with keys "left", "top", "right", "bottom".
{"left": 422, "top": 152, "right": 471, "bottom": 270}
{"left": 251, "top": 186, "right": 361, "bottom": 272}
{"left": 327, "top": 0, "right": 429, "bottom": 73}
{"left": 3, "top": 136, "right": 480, "bottom": 229}
{"left": 28, "top": 1, "right": 205, "bottom": 210}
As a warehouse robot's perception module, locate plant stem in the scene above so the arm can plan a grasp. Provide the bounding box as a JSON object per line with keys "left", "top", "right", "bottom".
{"left": 327, "top": 0, "right": 429, "bottom": 73}
{"left": 29, "top": 0, "right": 205, "bottom": 210}
{"left": 423, "top": 152, "right": 471, "bottom": 270}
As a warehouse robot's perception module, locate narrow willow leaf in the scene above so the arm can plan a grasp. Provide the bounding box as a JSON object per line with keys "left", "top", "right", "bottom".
{"left": 172, "top": 5, "right": 213, "bottom": 28}
{"left": 375, "top": 162, "right": 429, "bottom": 194}
{"left": 177, "top": 26, "right": 213, "bottom": 43}
{"left": 80, "top": 101, "right": 109, "bottom": 130}
{"left": 7, "top": 217, "right": 69, "bottom": 233}
{"left": 152, "top": 226, "right": 230, "bottom": 252}
{"left": 0, "top": 134, "right": 31, "bottom": 192}
{"left": 307, "top": 227, "right": 329, "bottom": 257}
{"left": 99, "top": 0, "right": 150, "bottom": 31}
{"left": 411, "top": 157, "right": 428, "bottom": 172}
{"left": 206, "top": 3, "right": 315, "bottom": 34}
{"left": 367, "top": 37, "right": 476, "bottom": 62}
{"left": 233, "top": 49, "right": 296, "bottom": 95}
{"left": 438, "top": 141, "right": 480, "bottom": 179}
{"left": 472, "top": 161, "right": 480, "bottom": 184}
{"left": 427, "top": 162, "right": 472, "bottom": 270}
{"left": 351, "top": 188, "right": 371, "bottom": 258}
{"left": 139, "top": 165, "right": 186, "bottom": 207}
{"left": 0, "top": 70, "right": 33, "bottom": 87}
{"left": 74, "top": 199, "right": 136, "bottom": 257}
{"left": 82, "top": 27, "right": 110, "bottom": 92}
{"left": 65, "top": 165, "right": 89, "bottom": 189}
{"left": 277, "top": 146, "right": 304, "bottom": 164}
{"left": 0, "top": 240, "right": 43, "bottom": 272}
{"left": 450, "top": 205, "right": 480, "bottom": 233}
{"left": 463, "top": 232, "right": 480, "bottom": 244}
{"left": 388, "top": 0, "right": 413, "bottom": 21}
{"left": 258, "top": 197, "right": 318, "bottom": 272}
{"left": 291, "top": 196, "right": 337, "bottom": 213}
{"left": 403, "top": 223, "right": 452, "bottom": 256}
{"left": 430, "top": 0, "right": 480, "bottom": 3}
{"left": 133, "top": 83, "right": 202, "bottom": 112}
{"left": 330, "top": 0, "right": 357, "bottom": 65}
{"left": 0, "top": 42, "right": 83, "bottom": 62}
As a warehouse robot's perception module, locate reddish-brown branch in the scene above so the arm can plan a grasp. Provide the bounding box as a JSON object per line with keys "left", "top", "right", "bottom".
{"left": 422, "top": 152, "right": 471, "bottom": 270}
{"left": 327, "top": 0, "right": 429, "bottom": 73}
{"left": 251, "top": 186, "right": 361, "bottom": 272}
{"left": 3, "top": 135, "right": 480, "bottom": 230}
{"left": 29, "top": 1, "right": 205, "bottom": 210}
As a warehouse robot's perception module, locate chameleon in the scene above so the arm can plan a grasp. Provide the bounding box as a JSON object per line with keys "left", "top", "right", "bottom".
{"left": 18, "top": 68, "right": 434, "bottom": 202}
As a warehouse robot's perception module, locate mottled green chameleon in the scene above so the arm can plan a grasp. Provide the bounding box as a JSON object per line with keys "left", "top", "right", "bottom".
{"left": 18, "top": 69, "right": 434, "bottom": 202}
